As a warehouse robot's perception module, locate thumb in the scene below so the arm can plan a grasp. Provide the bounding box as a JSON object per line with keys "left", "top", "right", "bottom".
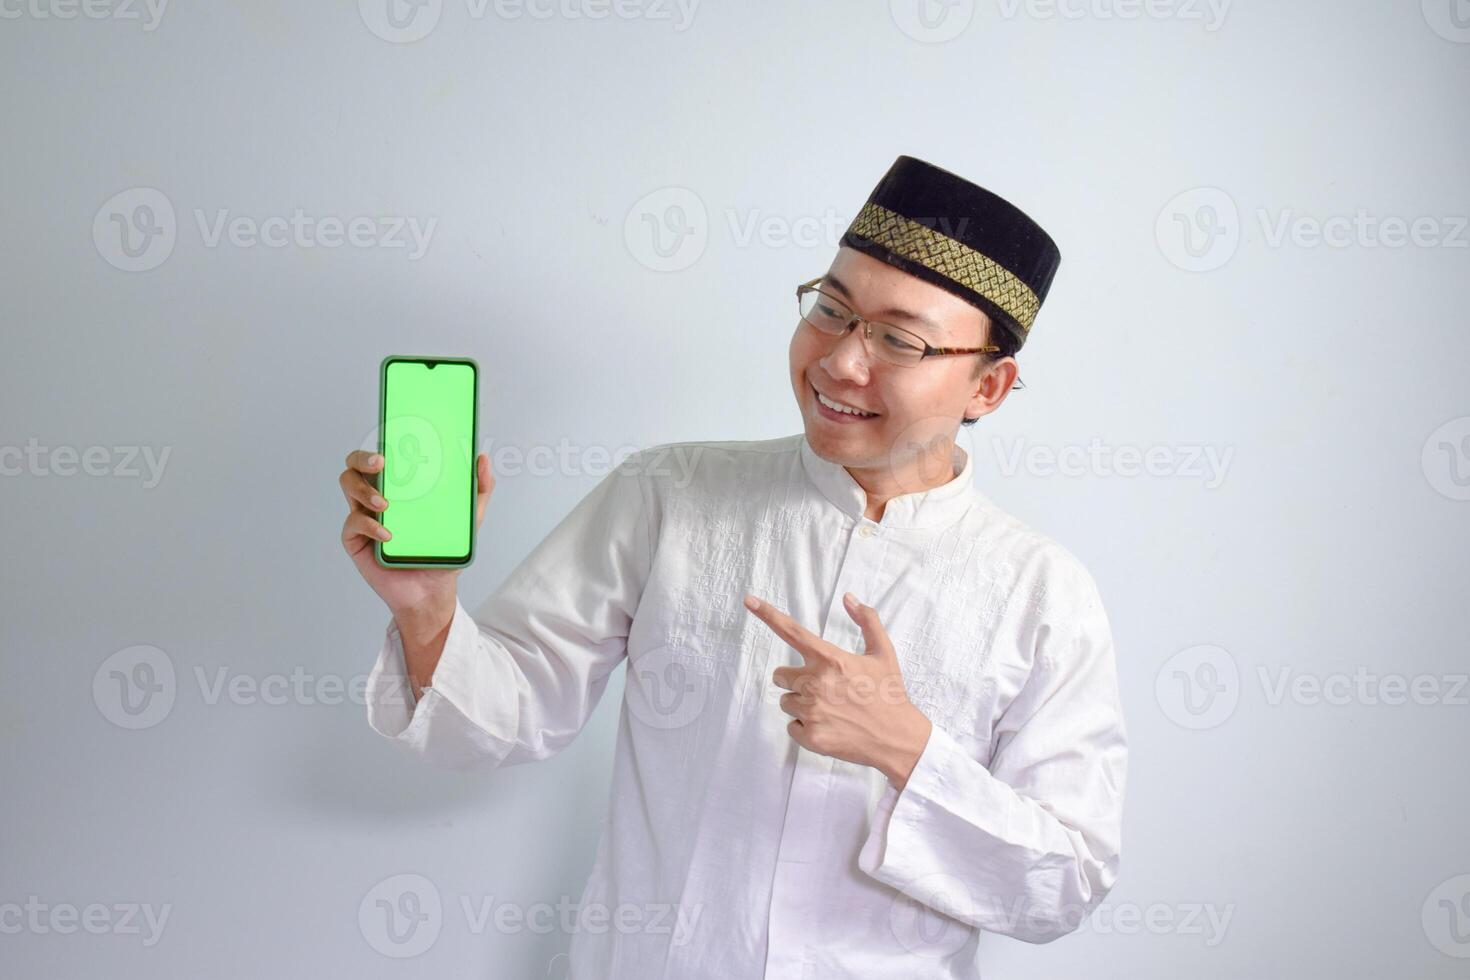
{"left": 843, "top": 593, "right": 897, "bottom": 662}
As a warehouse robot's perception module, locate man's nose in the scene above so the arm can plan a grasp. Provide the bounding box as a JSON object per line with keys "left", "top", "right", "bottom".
{"left": 819, "top": 325, "right": 872, "bottom": 384}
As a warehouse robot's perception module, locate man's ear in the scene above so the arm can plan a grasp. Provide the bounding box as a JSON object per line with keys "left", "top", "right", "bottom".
{"left": 964, "top": 356, "right": 1018, "bottom": 423}
{"left": 963, "top": 312, "right": 1017, "bottom": 422}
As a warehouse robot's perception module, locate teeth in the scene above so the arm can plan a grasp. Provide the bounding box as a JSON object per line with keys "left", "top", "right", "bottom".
{"left": 817, "top": 390, "right": 876, "bottom": 417}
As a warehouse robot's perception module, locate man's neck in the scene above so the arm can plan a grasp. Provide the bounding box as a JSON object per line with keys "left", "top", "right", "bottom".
{"left": 846, "top": 442, "right": 961, "bottom": 523}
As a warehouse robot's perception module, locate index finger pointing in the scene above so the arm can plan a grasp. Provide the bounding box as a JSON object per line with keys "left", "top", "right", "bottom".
{"left": 743, "top": 595, "right": 838, "bottom": 664}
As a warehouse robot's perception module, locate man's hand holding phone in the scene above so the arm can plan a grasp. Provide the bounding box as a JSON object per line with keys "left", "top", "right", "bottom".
{"left": 338, "top": 449, "right": 493, "bottom": 699}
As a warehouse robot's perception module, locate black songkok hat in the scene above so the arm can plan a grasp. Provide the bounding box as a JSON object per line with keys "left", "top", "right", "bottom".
{"left": 840, "top": 155, "right": 1061, "bottom": 350}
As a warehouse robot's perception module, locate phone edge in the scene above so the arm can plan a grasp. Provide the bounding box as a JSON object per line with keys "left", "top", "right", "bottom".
{"left": 373, "top": 354, "right": 479, "bottom": 571}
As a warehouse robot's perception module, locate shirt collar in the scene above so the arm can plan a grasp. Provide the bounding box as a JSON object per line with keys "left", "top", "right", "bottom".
{"left": 797, "top": 431, "right": 980, "bottom": 530}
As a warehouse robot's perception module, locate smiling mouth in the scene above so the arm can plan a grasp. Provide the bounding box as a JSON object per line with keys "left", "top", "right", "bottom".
{"left": 811, "top": 382, "right": 879, "bottom": 419}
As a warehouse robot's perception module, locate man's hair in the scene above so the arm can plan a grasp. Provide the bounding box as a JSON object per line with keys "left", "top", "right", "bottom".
{"left": 960, "top": 315, "right": 1020, "bottom": 427}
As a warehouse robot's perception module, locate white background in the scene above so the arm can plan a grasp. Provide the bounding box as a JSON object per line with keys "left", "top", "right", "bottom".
{"left": 2, "top": 0, "right": 1468, "bottom": 976}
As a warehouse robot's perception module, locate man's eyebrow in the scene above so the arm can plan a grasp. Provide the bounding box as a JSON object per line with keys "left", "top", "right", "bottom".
{"left": 822, "top": 273, "right": 944, "bottom": 335}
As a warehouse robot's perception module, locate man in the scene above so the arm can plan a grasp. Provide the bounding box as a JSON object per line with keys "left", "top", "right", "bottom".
{"left": 338, "top": 155, "right": 1127, "bottom": 978}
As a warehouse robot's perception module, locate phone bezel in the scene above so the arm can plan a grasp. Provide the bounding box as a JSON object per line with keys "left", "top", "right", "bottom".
{"left": 373, "top": 354, "right": 479, "bottom": 569}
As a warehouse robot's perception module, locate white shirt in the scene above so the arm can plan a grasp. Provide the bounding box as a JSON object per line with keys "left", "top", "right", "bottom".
{"left": 366, "top": 432, "right": 1128, "bottom": 978}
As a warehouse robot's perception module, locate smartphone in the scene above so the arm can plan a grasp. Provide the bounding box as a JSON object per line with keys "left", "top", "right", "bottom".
{"left": 374, "top": 355, "right": 479, "bottom": 569}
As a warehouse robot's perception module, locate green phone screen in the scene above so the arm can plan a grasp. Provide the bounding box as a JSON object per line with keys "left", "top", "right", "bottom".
{"left": 379, "top": 358, "right": 477, "bottom": 563}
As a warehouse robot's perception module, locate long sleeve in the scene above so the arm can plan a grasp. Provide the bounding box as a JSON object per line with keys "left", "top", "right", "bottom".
{"left": 364, "top": 450, "right": 658, "bottom": 772}
{"left": 858, "top": 551, "right": 1128, "bottom": 944}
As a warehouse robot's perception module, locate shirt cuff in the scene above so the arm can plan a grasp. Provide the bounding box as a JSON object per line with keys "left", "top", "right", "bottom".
{"left": 364, "top": 597, "right": 520, "bottom": 767}
{"left": 364, "top": 617, "right": 418, "bottom": 738}
{"left": 859, "top": 723, "right": 1005, "bottom": 884}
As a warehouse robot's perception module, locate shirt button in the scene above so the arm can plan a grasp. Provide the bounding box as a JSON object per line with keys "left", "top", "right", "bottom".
{"left": 858, "top": 524, "right": 875, "bottom": 538}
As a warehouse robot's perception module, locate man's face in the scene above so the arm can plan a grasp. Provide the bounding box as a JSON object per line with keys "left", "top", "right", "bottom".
{"left": 788, "top": 247, "right": 1009, "bottom": 473}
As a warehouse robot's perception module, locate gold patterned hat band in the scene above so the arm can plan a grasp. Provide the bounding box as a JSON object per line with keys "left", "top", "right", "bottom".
{"left": 839, "top": 156, "right": 1061, "bottom": 348}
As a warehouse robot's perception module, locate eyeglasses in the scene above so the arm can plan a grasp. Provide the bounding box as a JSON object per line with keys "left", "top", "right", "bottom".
{"left": 796, "top": 278, "right": 997, "bottom": 368}
{"left": 795, "top": 278, "right": 1025, "bottom": 389}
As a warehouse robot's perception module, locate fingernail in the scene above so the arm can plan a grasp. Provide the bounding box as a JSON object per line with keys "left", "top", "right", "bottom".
{"left": 844, "top": 592, "right": 858, "bottom": 607}
{"left": 378, "top": 527, "right": 391, "bottom": 540}
{"left": 369, "top": 454, "right": 383, "bottom": 467}
{"left": 372, "top": 495, "right": 387, "bottom": 509}
{"left": 744, "top": 595, "right": 760, "bottom": 611}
